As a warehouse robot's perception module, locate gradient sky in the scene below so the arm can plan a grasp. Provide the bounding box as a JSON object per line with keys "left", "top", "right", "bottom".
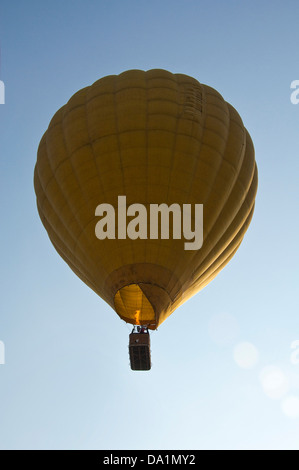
{"left": 0, "top": 0, "right": 299, "bottom": 450}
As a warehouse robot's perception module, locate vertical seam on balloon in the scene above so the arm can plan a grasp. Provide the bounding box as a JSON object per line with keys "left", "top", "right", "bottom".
{"left": 191, "top": 241, "right": 242, "bottom": 295}
{"left": 174, "top": 96, "right": 244, "bottom": 292}
{"left": 181, "top": 91, "right": 232, "bottom": 273}
{"left": 83, "top": 83, "right": 114, "bottom": 281}
{"left": 42, "top": 122, "right": 90, "bottom": 265}
{"left": 145, "top": 71, "right": 149, "bottom": 269}
{"left": 171, "top": 92, "right": 247, "bottom": 301}
{"left": 60, "top": 97, "right": 100, "bottom": 276}
{"left": 35, "top": 148, "right": 99, "bottom": 291}
{"left": 179, "top": 80, "right": 206, "bottom": 202}
{"left": 190, "top": 169, "right": 257, "bottom": 284}
{"left": 198, "top": 128, "right": 255, "bottom": 252}
{"left": 144, "top": 71, "right": 158, "bottom": 327}
{"left": 50, "top": 234, "right": 100, "bottom": 294}
{"left": 163, "top": 76, "right": 206, "bottom": 299}
{"left": 191, "top": 204, "right": 255, "bottom": 293}
{"left": 112, "top": 74, "right": 132, "bottom": 270}
{"left": 153, "top": 71, "right": 180, "bottom": 281}
{"left": 169, "top": 79, "right": 206, "bottom": 291}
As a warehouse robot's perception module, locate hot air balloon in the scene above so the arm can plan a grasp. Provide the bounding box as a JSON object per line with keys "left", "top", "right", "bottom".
{"left": 34, "top": 69, "right": 258, "bottom": 370}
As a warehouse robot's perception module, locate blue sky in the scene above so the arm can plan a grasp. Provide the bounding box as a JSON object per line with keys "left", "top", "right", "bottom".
{"left": 0, "top": 0, "right": 299, "bottom": 450}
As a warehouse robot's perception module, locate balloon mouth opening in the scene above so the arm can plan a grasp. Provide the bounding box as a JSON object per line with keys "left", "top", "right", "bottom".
{"left": 114, "top": 284, "right": 157, "bottom": 327}
{"left": 105, "top": 263, "right": 181, "bottom": 329}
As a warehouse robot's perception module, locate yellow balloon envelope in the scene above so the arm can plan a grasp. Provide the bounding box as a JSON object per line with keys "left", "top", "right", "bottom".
{"left": 34, "top": 69, "right": 258, "bottom": 329}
